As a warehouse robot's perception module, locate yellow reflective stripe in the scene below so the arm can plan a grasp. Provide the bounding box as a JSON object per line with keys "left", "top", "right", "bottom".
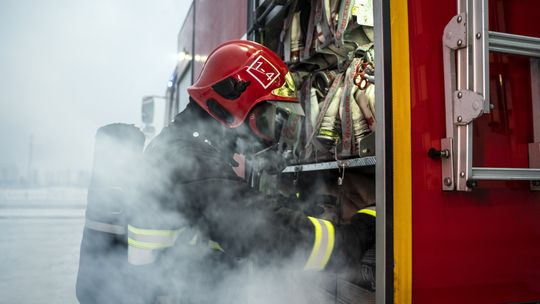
{"left": 321, "top": 219, "right": 335, "bottom": 268}
{"left": 208, "top": 240, "right": 225, "bottom": 253}
{"left": 128, "top": 237, "right": 174, "bottom": 250}
{"left": 305, "top": 217, "right": 323, "bottom": 270}
{"left": 357, "top": 208, "right": 377, "bottom": 217}
{"left": 128, "top": 245, "right": 158, "bottom": 265}
{"left": 127, "top": 224, "right": 180, "bottom": 236}
{"left": 304, "top": 216, "right": 335, "bottom": 271}
{"left": 189, "top": 233, "right": 199, "bottom": 246}
{"left": 318, "top": 129, "right": 339, "bottom": 138}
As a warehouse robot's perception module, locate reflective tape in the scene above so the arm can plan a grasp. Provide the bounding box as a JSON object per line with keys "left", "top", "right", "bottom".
{"left": 128, "top": 246, "right": 158, "bottom": 265}
{"left": 357, "top": 206, "right": 376, "bottom": 217}
{"left": 127, "top": 225, "right": 183, "bottom": 265}
{"left": 208, "top": 240, "right": 225, "bottom": 253}
{"left": 85, "top": 218, "right": 125, "bottom": 235}
{"left": 127, "top": 225, "right": 183, "bottom": 249}
{"left": 189, "top": 233, "right": 199, "bottom": 246}
{"left": 127, "top": 225, "right": 181, "bottom": 236}
{"left": 304, "top": 217, "right": 335, "bottom": 271}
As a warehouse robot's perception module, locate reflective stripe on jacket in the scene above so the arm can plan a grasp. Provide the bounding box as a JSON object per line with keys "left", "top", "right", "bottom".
{"left": 127, "top": 225, "right": 183, "bottom": 265}
{"left": 304, "top": 216, "right": 335, "bottom": 271}
{"left": 85, "top": 218, "right": 125, "bottom": 235}
{"left": 357, "top": 206, "right": 376, "bottom": 217}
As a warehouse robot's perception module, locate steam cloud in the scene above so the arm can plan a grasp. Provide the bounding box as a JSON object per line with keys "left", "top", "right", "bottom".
{"left": 78, "top": 117, "right": 375, "bottom": 304}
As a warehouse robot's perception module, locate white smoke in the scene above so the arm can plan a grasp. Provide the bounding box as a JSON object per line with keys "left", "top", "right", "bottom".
{"left": 0, "top": 0, "right": 191, "bottom": 184}
{"left": 76, "top": 114, "right": 375, "bottom": 304}
{"left": 0, "top": 1, "right": 191, "bottom": 303}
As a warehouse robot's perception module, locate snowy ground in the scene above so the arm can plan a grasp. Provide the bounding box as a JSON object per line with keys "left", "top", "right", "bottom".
{"left": 0, "top": 187, "right": 86, "bottom": 304}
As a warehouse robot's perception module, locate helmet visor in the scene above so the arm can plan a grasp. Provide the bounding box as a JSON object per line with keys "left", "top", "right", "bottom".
{"left": 249, "top": 103, "right": 291, "bottom": 143}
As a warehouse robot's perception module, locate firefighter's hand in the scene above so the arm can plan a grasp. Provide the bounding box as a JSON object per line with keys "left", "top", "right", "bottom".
{"left": 348, "top": 211, "right": 376, "bottom": 290}
{"left": 313, "top": 173, "right": 375, "bottom": 222}
{"left": 329, "top": 209, "right": 376, "bottom": 278}
{"left": 351, "top": 211, "right": 376, "bottom": 245}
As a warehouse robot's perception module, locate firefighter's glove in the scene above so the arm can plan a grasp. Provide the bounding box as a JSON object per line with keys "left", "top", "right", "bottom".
{"left": 332, "top": 209, "right": 376, "bottom": 272}
{"left": 348, "top": 211, "right": 376, "bottom": 264}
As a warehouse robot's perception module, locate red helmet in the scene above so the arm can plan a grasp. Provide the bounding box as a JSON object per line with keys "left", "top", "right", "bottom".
{"left": 187, "top": 40, "right": 302, "bottom": 128}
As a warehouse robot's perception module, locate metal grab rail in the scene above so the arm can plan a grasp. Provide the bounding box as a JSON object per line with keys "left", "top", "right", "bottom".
{"left": 489, "top": 31, "right": 540, "bottom": 58}
{"left": 472, "top": 168, "right": 540, "bottom": 181}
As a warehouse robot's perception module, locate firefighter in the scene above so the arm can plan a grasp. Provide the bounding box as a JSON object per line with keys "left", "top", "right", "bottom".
{"left": 76, "top": 124, "right": 145, "bottom": 304}
{"left": 127, "top": 40, "right": 376, "bottom": 303}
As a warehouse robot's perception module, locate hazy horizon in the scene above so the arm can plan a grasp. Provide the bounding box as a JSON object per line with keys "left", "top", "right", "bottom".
{"left": 0, "top": 0, "right": 191, "bottom": 182}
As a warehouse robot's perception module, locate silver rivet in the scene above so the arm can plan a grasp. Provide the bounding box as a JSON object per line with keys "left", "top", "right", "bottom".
{"left": 457, "top": 116, "right": 463, "bottom": 122}
{"left": 457, "top": 92, "right": 463, "bottom": 98}
{"left": 460, "top": 171, "right": 465, "bottom": 178}
{"left": 490, "top": 103, "right": 495, "bottom": 110}
{"left": 441, "top": 149, "right": 450, "bottom": 158}
{"left": 192, "top": 132, "right": 199, "bottom": 137}
{"left": 362, "top": 148, "right": 369, "bottom": 155}
{"left": 444, "top": 177, "right": 452, "bottom": 186}
{"left": 457, "top": 39, "right": 463, "bottom": 46}
{"left": 457, "top": 16, "right": 463, "bottom": 23}
{"left": 476, "top": 32, "right": 482, "bottom": 39}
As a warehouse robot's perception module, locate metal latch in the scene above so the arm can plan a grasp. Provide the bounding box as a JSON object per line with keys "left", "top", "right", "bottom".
{"left": 453, "top": 90, "right": 484, "bottom": 125}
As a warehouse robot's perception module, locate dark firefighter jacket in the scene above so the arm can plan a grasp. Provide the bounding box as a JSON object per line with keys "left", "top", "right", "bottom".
{"left": 126, "top": 114, "right": 376, "bottom": 303}
{"left": 76, "top": 124, "right": 145, "bottom": 304}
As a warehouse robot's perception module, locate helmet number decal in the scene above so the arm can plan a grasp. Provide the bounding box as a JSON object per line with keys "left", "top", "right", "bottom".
{"left": 246, "top": 55, "right": 281, "bottom": 89}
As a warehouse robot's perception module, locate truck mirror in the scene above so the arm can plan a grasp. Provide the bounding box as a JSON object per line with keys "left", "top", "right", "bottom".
{"left": 141, "top": 97, "right": 155, "bottom": 125}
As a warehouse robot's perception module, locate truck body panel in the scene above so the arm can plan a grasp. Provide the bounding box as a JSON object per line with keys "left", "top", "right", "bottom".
{"left": 152, "top": 1, "right": 540, "bottom": 302}
{"left": 408, "top": 0, "right": 540, "bottom": 302}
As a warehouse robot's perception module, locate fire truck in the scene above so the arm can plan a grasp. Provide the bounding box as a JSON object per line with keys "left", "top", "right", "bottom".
{"left": 140, "top": 0, "right": 540, "bottom": 303}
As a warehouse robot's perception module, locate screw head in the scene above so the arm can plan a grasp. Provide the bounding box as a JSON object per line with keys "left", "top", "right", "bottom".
{"left": 457, "top": 39, "right": 463, "bottom": 46}
{"left": 362, "top": 148, "right": 369, "bottom": 155}
{"left": 476, "top": 32, "right": 482, "bottom": 39}
{"left": 457, "top": 92, "right": 463, "bottom": 98}
{"left": 457, "top": 15, "right": 463, "bottom": 23}
{"left": 490, "top": 103, "right": 495, "bottom": 110}
{"left": 444, "top": 177, "right": 452, "bottom": 186}
{"left": 441, "top": 149, "right": 450, "bottom": 158}
{"left": 460, "top": 171, "right": 465, "bottom": 178}
{"left": 457, "top": 116, "right": 463, "bottom": 122}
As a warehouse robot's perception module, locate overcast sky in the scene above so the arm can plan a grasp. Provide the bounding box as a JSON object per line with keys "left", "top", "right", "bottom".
{"left": 0, "top": 0, "right": 191, "bottom": 175}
